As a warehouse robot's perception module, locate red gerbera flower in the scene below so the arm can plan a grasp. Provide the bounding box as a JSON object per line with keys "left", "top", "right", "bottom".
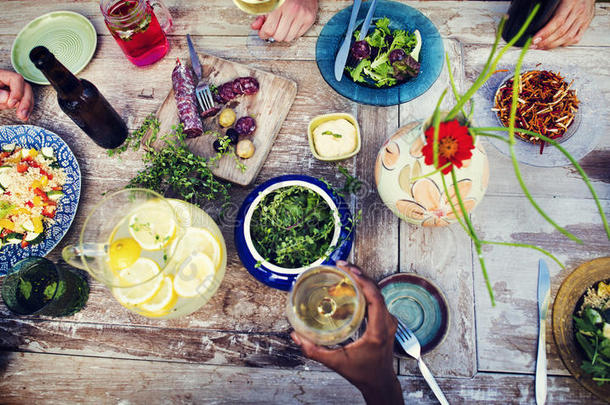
{"left": 421, "top": 119, "right": 475, "bottom": 175}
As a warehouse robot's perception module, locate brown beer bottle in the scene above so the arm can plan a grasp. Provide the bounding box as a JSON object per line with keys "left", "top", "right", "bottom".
{"left": 502, "top": 0, "right": 560, "bottom": 47}
{"left": 29, "top": 46, "right": 128, "bottom": 149}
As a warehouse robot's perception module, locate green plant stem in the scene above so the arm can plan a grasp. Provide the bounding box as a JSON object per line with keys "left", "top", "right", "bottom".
{"left": 480, "top": 240, "right": 564, "bottom": 269}
{"left": 475, "top": 126, "right": 610, "bottom": 239}
{"left": 446, "top": 53, "right": 469, "bottom": 120}
{"left": 449, "top": 169, "right": 495, "bottom": 306}
{"left": 432, "top": 89, "right": 447, "bottom": 170}
{"left": 506, "top": 38, "right": 583, "bottom": 244}
{"left": 410, "top": 162, "right": 451, "bottom": 182}
{"left": 440, "top": 173, "right": 469, "bottom": 235}
{"left": 474, "top": 131, "right": 512, "bottom": 143}
{"left": 447, "top": 5, "right": 540, "bottom": 120}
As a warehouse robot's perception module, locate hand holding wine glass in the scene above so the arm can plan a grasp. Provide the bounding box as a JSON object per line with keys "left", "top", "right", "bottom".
{"left": 251, "top": 0, "right": 318, "bottom": 42}
{"left": 290, "top": 261, "right": 404, "bottom": 405}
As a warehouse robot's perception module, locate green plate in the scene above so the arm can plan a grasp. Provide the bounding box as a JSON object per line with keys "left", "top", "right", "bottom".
{"left": 11, "top": 11, "right": 97, "bottom": 85}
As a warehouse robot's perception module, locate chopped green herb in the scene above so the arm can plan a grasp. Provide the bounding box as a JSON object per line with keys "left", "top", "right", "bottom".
{"left": 322, "top": 131, "right": 342, "bottom": 139}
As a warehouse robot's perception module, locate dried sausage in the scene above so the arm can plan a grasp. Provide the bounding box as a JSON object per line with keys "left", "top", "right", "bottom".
{"left": 171, "top": 59, "right": 203, "bottom": 138}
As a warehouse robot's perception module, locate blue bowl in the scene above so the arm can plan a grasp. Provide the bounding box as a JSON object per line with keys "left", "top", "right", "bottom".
{"left": 316, "top": 0, "right": 444, "bottom": 106}
{"left": 0, "top": 125, "right": 81, "bottom": 276}
{"left": 235, "top": 175, "right": 354, "bottom": 291}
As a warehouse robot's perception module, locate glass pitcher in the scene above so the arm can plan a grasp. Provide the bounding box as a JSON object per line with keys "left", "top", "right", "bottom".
{"left": 100, "top": 0, "right": 173, "bottom": 66}
{"left": 62, "top": 188, "right": 227, "bottom": 319}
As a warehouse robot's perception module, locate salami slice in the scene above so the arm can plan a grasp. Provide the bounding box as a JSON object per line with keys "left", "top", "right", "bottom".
{"left": 171, "top": 59, "right": 203, "bottom": 138}
{"left": 235, "top": 116, "right": 256, "bottom": 136}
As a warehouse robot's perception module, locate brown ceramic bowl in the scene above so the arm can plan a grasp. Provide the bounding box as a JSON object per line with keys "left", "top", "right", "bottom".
{"left": 552, "top": 257, "right": 610, "bottom": 403}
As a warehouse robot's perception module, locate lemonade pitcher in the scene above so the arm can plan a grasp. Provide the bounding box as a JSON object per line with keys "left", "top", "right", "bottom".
{"left": 62, "top": 188, "right": 226, "bottom": 319}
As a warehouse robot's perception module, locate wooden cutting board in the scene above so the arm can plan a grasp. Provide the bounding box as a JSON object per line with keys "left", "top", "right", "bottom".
{"left": 142, "top": 51, "right": 297, "bottom": 186}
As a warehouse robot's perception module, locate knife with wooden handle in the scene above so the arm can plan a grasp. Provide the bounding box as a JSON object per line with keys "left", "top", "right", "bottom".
{"left": 536, "top": 259, "right": 551, "bottom": 405}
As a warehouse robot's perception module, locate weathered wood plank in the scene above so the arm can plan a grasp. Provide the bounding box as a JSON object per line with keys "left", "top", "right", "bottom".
{"left": 394, "top": 38, "right": 477, "bottom": 379}
{"left": 0, "top": 1, "right": 609, "bottom": 47}
{"left": 471, "top": 195, "right": 610, "bottom": 375}
{"left": 0, "top": 352, "right": 604, "bottom": 404}
{"left": 0, "top": 318, "right": 325, "bottom": 371}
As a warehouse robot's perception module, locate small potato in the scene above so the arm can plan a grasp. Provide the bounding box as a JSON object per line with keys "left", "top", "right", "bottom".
{"left": 236, "top": 139, "right": 255, "bottom": 159}
{"left": 218, "top": 108, "right": 236, "bottom": 128}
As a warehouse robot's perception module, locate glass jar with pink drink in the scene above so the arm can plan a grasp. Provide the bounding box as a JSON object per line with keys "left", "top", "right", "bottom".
{"left": 100, "top": 0, "right": 173, "bottom": 67}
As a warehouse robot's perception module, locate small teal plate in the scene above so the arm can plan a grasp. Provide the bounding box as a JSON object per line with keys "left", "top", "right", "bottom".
{"left": 379, "top": 273, "right": 449, "bottom": 355}
{"left": 0, "top": 125, "right": 81, "bottom": 276}
{"left": 316, "top": 0, "right": 444, "bottom": 106}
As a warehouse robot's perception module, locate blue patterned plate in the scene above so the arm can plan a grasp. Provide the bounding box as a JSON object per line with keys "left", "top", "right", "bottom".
{"left": 0, "top": 125, "right": 81, "bottom": 275}
{"left": 235, "top": 175, "right": 354, "bottom": 291}
{"left": 316, "top": 0, "right": 444, "bottom": 106}
{"left": 379, "top": 273, "right": 449, "bottom": 354}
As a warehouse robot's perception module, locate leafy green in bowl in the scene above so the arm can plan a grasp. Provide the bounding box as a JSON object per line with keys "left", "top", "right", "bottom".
{"left": 573, "top": 280, "right": 610, "bottom": 385}
{"left": 249, "top": 185, "right": 338, "bottom": 269}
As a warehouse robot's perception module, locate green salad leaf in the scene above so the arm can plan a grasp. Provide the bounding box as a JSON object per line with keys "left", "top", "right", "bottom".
{"left": 250, "top": 186, "right": 336, "bottom": 268}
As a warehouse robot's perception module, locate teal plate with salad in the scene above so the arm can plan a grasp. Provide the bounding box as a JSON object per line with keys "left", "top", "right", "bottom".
{"left": 0, "top": 125, "right": 81, "bottom": 276}
{"left": 316, "top": 0, "right": 444, "bottom": 106}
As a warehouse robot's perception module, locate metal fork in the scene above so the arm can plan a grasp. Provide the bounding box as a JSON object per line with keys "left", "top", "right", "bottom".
{"left": 186, "top": 34, "right": 215, "bottom": 111}
{"left": 394, "top": 318, "right": 449, "bottom": 405}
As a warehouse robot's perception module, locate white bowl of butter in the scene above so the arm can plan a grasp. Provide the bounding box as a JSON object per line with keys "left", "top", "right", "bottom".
{"left": 308, "top": 113, "right": 361, "bottom": 161}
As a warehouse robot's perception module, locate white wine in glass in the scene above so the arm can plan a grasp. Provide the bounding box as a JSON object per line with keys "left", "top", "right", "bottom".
{"left": 287, "top": 266, "right": 365, "bottom": 346}
{"left": 233, "top": 0, "right": 286, "bottom": 15}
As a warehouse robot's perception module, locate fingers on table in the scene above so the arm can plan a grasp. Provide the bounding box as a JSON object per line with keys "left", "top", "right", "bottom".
{"left": 251, "top": 15, "right": 266, "bottom": 30}
{"left": 258, "top": 10, "right": 281, "bottom": 40}
{"left": 0, "top": 70, "right": 26, "bottom": 109}
{"left": 17, "top": 83, "right": 34, "bottom": 121}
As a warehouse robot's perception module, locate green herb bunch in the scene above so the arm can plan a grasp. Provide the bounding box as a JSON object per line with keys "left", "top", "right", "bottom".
{"left": 574, "top": 300, "right": 610, "bottom": 385}
{"left": 109, "top": 115, "right": 232, "bottom": 207}
{"left": 250, "top": 186, "right": 336, "bottom": 268}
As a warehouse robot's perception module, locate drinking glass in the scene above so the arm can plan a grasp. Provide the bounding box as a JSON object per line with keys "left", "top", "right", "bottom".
{"left": 287, "top": 265, "right": 365, "bottom": 346}
{"left": 233, "top": 0, "right": 286, "bottom": 15}
{"left": 100, "top": 0, "right": 173, "bottom": 66}
{"left": 1, "top": 257, "right": 89, "bottom": 317}
{"left": 62, "top": 188, "right": 227, "bottom": 319}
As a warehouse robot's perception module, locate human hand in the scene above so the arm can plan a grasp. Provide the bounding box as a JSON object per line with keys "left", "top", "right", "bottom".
{"left": 532, "top": 0, "right": 595, "bottom": 50}
{"left": 0, "top": 70, "right": 34, "bottom": 121}
{"left": 251, "top": 0, "right": 318, "bottom": 42}
{"left": 290, "top": 261, "right": 403, "bottom": 405}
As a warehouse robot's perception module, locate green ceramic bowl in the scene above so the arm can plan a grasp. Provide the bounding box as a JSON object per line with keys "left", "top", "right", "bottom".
{"left": 11, "top": 11, "right": 97, "bottom": 85}
{"left": 307, "top": 113, "right": 361, "bottom": 161}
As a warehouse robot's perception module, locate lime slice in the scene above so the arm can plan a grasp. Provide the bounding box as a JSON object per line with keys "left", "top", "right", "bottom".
{"left": 108, "top": 238, "right": 142, "bottom": 272}
{"left": 174, "top": 227, "right": 222, "bottom": 269}
{"left": 139, "top": 276, "right": 177, "bottom": 315}
{"left": 173, "top": 252, "right": 216, "bottom": 298}
{"left": 128, "top": 201, "right": 176, "bottom": 251}
{"left": 112, "top": 258, "right": 163, "bottom": 306}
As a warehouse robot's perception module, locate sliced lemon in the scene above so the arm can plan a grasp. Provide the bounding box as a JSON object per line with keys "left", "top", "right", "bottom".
{"left": 108, "top": 238, "right": 142, "bottom": 272}
{"left": 173, "top": 252, "right": 216, "bottom": 298}
{"left": 128, "top": 201, "right": 177, "bottom": 251}
{"left": 139, "top": 276, "right": 177, "bottom": 315}
{"left": 174, "top": 227, "right": 222, "bottom": 269}
{"left": 112, "top": 258, "right": 163, "bottom": 306}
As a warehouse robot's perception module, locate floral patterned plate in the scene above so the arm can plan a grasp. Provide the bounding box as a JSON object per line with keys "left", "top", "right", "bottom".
{"left": 0, "top": 125, "right": 81, "bottom": 275}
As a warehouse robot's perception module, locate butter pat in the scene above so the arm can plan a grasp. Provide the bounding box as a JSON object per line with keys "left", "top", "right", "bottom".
{"left": 312, "top": 119, "right": 357, "bottom": 158}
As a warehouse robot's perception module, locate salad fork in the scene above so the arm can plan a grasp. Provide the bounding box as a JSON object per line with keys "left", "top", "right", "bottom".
{"left": 186, "top": 34, "right": 215, "bottom": 112}
{"left": 394, "top": 317, "right": 449, "bottom": 405}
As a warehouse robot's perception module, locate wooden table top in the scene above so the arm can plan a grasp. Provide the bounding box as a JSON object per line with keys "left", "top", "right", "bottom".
{"left": 1, "top": 1, "right": 609, "bottom": 403}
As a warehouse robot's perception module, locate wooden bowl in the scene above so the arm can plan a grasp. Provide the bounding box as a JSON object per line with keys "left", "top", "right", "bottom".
{"left": 552, "top": 257, "right": 610, "bottom": 403}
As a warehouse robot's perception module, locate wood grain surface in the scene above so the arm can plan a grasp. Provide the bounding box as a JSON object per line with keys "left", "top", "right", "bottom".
{"left": 0, "top": 1, "right": 609, "bottom": 403}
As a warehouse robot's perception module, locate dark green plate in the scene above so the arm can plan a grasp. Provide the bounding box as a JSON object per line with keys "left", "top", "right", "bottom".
{"left": 379, "top": 273, "right": 449, "bottom": 355}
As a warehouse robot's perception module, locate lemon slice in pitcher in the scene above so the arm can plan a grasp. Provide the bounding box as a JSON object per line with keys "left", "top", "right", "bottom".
{"left": 112, "top": 258, "right": 163, "bottom": 306}
{"left": 174, "top": 227, "right": 222, "bottom": 269}
{"left": 108, "top": 238, "right": 142, "bottom": 272}
{"left": 139, "top": 276, "right": 177, "bottom": 315}
{"left": 128, "top": 202, "right": 177, "bottom": 251}
{"left": 174, "top": 252, "right": 216, "bottom": 298}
